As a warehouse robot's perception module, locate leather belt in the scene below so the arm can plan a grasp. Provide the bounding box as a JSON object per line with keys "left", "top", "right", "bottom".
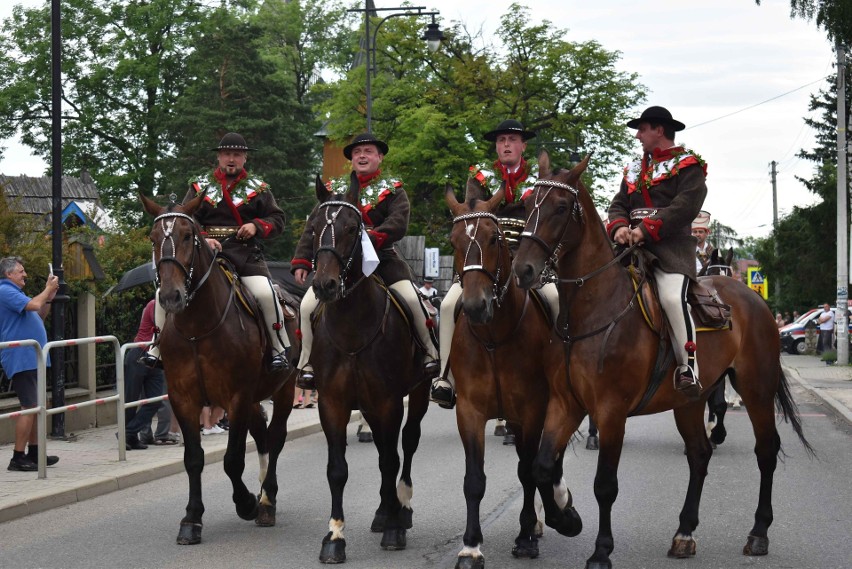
{"left": 204, "top": 226, "right": 238, "bottom": 239}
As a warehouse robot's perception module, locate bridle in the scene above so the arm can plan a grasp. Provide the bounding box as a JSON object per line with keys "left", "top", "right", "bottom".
{"left": 151, "top": 212, "right": 219, "bottom": 305}
{"left": 705, "top": 264, "right": 733, "bottom": 277}
{"left": 313, "top": 200, "right": 365, "bottom": 298}
{"left": 452, "top": 211, "right": 511, "bottom": 307}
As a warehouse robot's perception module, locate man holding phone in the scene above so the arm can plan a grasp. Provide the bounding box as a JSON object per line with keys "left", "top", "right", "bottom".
{"left": 0, "top": 256, "right": 61, "bottom": 471}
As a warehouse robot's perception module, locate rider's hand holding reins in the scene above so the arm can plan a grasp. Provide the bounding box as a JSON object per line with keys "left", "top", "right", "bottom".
{"left": 237, "top": 222, "right": 257, "bottom": 241}
{"left": 206, "top": 238, "right": 223, "bottom": 252}
{"left": 613, "top": 226, "right": 645, "bottom": 246}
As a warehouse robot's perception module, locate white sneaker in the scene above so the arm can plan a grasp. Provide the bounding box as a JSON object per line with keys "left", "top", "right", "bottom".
{"left": 201, "top": 425, "right": 225, "bottom": 435}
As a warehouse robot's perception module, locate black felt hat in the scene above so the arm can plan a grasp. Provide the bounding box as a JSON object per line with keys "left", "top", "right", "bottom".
{"left": 626, "top": 106, "right": 686, "bottom": 131}
{"left": 211, "top": 132, "right": 255, "bottom": 152}
{"left": 483, "top": 119, "right": 536, "bottom": 142}
{"left": 343, "top": 133, "right": 389, "bottom": 160}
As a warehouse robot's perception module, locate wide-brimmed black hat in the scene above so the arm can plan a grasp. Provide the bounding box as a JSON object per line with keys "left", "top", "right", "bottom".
{"left": 343, "top": 133, "right": 389, "bottom": 160}
{"left": 423, "top": 276, "right": 434, "bottom": 283}
{"left": 483, "top": 119, "right": 536, "bottom": 142}
{"left": 626, "top": 106, "right": 686, "bottom": 131}
{"left": 211, "top": 132, "right": 255, "bottom": 152}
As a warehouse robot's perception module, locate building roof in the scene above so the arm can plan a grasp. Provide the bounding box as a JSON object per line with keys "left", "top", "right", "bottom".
{"left": 0, "top": 173, "right": 101, "bottom": 215}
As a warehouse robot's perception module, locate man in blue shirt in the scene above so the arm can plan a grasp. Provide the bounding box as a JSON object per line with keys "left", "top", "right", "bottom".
{"left": 0, "top": 256, "right": 60, "bottom": 471}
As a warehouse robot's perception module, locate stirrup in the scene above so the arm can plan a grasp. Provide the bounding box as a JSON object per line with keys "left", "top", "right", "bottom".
{"left": 674, "top": 365, "right": 701, "bottom": 399}
{"left": 270, "top": 350, "right": 290, "bottom": 372}
{"left": 430, "top": 379, "right": 456, "bottom": 409}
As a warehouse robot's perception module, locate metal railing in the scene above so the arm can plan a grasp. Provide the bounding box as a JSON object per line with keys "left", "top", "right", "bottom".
{"left": 0, "top": 337, "right": 169, "bottom": 479}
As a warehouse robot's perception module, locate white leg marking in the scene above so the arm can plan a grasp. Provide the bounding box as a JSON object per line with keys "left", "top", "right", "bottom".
{"left": 259, "top": 489, "right": 273, "bottom": 507}
{"left": 459, "top": 545, "right": 483, "bottom": 558}
{"left": 360, "top": 418, "right": 372, "bottom": 434}
{"left": 534, "top": 493, "right": 544, "bottom": 536}
{"left": 706, "top": 418, "right": 716, "bottom": 439}
{"left": 257, "top": 452, "right": 269, "bottom": 486}
{"left": 397, "top": 479, "right": 413, "bottom": 509}
{"left": 329, "top": 518, "right": 345, "bottom": 541}
{"left": 554, "top": 478, "right": 569, "bottom": 509}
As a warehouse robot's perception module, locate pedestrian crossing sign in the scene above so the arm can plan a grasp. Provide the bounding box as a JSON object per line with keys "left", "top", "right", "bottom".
{"left": 747, "top": 267, "right": 768, "bottom": 299}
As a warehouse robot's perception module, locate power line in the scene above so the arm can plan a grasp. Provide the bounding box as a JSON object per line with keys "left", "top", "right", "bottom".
{"left": 685, "top": 76, "right": 831, "bottom": 130}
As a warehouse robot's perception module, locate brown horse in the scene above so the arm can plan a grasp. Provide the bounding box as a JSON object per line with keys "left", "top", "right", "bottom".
{"left": 511, "top": 153, "right": 813, "bottom": 569}
{"left": 308, "top": 173, "right": 430, "bottom": 564}
{"left": 140, "top": 193, "right": 297, "bottom": 545}
{"left": 445, "top": 181, "right": 581, "bottom": 569}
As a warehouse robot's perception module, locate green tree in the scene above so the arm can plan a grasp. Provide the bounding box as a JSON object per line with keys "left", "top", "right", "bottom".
{"left": 756, "top": 0, "right": 852, "bottom": 45}
{"left": 318, "top": 3, "right": 646, "bottom": 249}
{"left": 0, "top": 0, "right": 206, "bottom": 227}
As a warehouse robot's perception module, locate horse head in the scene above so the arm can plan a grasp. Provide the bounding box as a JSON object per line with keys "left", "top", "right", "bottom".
{"left": 445, "top": 179, "right": 507, "bottom": 324}
{"left": 702, "top": 247, "right": 734, "bottom": 277}
{"left": 311, "top": 172, "right": 364, "bottom": 302}
{"left": 513, "top": 149, "right": 593, "bottom": 289}
{"left": 140, "top": 192, "right": 209, "bottom": 313}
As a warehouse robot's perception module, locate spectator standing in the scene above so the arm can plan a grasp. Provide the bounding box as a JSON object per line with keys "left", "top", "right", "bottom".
{"left": 817, "top": 303, "right": 836, "bottom": 355}
{"left": 418, "top": 276, "right": 439, "bottom": 301}
{"left": 775, "top": 313, "right": 785, "bottom": 329}
{"left": 0, "top": 256, "right": 60, "bottom": 471}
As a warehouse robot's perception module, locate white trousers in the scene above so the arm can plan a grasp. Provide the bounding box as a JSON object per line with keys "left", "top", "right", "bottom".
{"left": 436, "top": 281, "right": 560, "bottom": 387}
{"left": 654, "top": 269, "right": 698, "bottom": 380}
{"left": 297, "top": 280, "right": 438, "bottom": 371}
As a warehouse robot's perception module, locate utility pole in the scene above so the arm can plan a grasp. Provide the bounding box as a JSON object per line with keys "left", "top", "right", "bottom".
{"left": 771, "top": 160, "right": 780, "bottom": 301}
{"left": 836, "top": 42, "right": 848, "bottom": 366}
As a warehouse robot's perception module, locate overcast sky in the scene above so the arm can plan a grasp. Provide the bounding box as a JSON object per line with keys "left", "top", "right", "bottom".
{"left": 0, "top": 0, "right": 838, "bottom": 238}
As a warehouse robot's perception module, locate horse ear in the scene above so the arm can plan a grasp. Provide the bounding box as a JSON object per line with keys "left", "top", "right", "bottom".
{"left": 139, "top": 192, "right": 163, "bottom": 217}
{"left": 181, "top": 191, "right": 205, "bottom": 216}
{"left": 445, "top": 183, "right": 461, "bottom": 209}
{"left": 537, "top": 148, "right": 551, "bottom": 178}
{"left": 315, "top": 174, "right": 334, "bottom": 203}
{"left": 464, "top": 177, "right": 488, "bottom": 202}
{"left": 347, "top": 171, "right": 360, "bottom": 205}
{"left": 486, "top": 186, "right": 505, "bottom": 212}
{"left": 572, "top": 153, "right": 592, "bottom": 178}
{"left": 725, "top": 248, "right": 734, "bottom": 265}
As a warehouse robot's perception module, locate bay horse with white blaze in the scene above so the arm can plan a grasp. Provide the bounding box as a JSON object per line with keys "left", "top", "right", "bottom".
{"left": 445, "top": 180, "right": 581, "bottom": 569}
{"left": 308, "top": 173, "right": 430, "bottom": 564}
{"left": 511, "top": 153, "right": 813, "bottom": 569}
{"left": 141, "top": 193, "right": 298, "bottom": 545}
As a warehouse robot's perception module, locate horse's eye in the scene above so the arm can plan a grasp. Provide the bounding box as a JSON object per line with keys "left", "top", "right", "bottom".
{"left": 489, "top": 233, "right": 500, "bottom": 245}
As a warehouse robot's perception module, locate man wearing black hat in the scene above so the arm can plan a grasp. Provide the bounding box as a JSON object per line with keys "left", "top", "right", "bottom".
{"left": 429, "top": 119, "right": 560, "bottom": 409}
{"left": 290, "top": 133, "right": 439, "bottom": 386}
{"left": 606, "top": 106, "right": 708, "bottom": 398}
{"left": 143, "top": 132, "right": 291, "bottom": 372}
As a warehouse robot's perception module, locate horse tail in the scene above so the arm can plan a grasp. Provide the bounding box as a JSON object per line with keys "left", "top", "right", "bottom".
{"left": 774, "top": 365, "right": 816, "bottom": 459}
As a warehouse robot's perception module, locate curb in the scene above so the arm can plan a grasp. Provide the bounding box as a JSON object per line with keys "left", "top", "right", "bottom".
{"left": 0, "top": 411, "right": 359, "bottom": 524}
{"left": 782, "top": 363, "right": 852, "bottom": 426}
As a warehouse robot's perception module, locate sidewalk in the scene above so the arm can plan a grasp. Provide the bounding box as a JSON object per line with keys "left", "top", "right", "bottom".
{"left": 0, "top": 401, "right": 352, "bottom": 524}
{"left": 1, "top": 356, "right": 850, "bottom": 525}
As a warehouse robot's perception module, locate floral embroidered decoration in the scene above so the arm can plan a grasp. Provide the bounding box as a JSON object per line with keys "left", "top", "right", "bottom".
{"left": 624, "top": 148, "right": 707, "bottom": 196}
{"left": 470, "top": 161, "right": 539, "bottom": 203}
{"left": 327, "top": 172, "right": 401, "bottom": 211}
{"left": 191, "top": 172, "right": 268, "bottom": 207}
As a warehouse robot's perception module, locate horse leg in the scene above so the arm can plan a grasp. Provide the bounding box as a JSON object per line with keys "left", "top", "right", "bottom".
{"left": 256, "top": 383, "right": 294, "bottom": 527}
{"left": 455, "top": 406, "right": 488, "bottom": 569}
{"left": 585, "top": 416, "right": 627, "bottom": 569}
{"left": 533, "top": 395, "right": 584, "bottom": 537}
{"left": 364, "top": 402, "right": 407, "bottom": 551}
{"left": 511, "top": 426, "right": 542, "bottom": 560}
{"left": 396, "top": 381, "right": 429, "bottom": 531}
{"left": 173, "top": 403, "right": 205, "bottom": 545}
{"left": 668, "top": 403, "right": 713, "bottom": 559}
{"left": 708, "top": 376, "right": 729, "bottom": 446}
{"left": 319, "top": 398, "right": 351, "bottom": 564}
{"left": 587, "top": 417, "right": 600, "bottom": 450}
{"left": 223, "top": 402, "right": 260, "bottom": 521}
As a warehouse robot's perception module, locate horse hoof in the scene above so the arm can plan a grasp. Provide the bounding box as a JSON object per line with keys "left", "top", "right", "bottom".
{"left": 455, "top": 555, "right": 485, "bottom": 569}
{"left": 586, "top": 435, "right": 599, "bottom": 450}
{"left": 667, "top": 535, "right": 697, "bottom": 558}
{"left": 370, "top": 511, "right": 386, "bottom": 532}
{"left": 380, "top": 527, "right": 407, "bottom": 550}
{"left": 511, "top": 535, "right": 539, "bottom": 558}
{"left": 399, "top": 506, "right": 413, "bottom": 529}
{"left": 743, "top": 534, "right": 769, "bottom": 556}
{"left": 585, "top": 560, "right": 612, "bottom": 569}
{"left": 358, "top": 431, "right": 373, "bottom": 443}
{"left": 319, "top": 532, "right": 346, "bottom": 564}
{"left": 710, "top": 425, "right": 727, "bottom": 445}
{"left": 502, "top": 434, "right": 515, "bottom": 446}
{"left": 236, "top": 494, "right": 259, "bottom": 520}
{"left": 547, "top": 505, "right": 582, "bottom": 537}
{"left": 494, "top": 424, "right": 507, "bottom": 437}
{"left": 255, "top": 504, "right": 276, "bottom": 527}
{"left": 176, "top": 522, "right": 202, "bottom": 545}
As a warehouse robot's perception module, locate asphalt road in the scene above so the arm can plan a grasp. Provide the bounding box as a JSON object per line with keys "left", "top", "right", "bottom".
{"left": 1, "top": 382, "right": 850, "bottom": 569}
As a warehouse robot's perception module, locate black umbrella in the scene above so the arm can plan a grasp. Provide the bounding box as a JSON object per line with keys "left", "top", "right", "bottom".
{"left": 111, "top": 262, "right": 156, "bottom": 294}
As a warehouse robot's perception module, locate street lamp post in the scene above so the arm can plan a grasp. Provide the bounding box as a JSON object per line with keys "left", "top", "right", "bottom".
{"left": 348, "top": 2, "right": 444, "bottom": 133}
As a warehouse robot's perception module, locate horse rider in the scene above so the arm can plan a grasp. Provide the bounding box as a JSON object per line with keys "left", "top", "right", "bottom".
{"left": 143, "top": 132, "right": 291, "bottom": 372}
{"left": 606, "top": 106, "right": 708, "bottom": 399}
{"left": 693, "top": 209, "right": 714, "bottom": 273}
{"left": 429, "top": 119, "right": 561, "bottom": 409}
{"left": 290, "top": 132, "right": 440, "bottom": 387}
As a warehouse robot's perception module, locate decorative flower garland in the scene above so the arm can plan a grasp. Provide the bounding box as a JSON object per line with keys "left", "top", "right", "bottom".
{"left": 624, "top": 147, "right": 707, "bottom": 196}
{"left": 470, "top": 161, "right": 539, "bottom": 202}
{"left": 328, "top": 171, "right": 401, "bottom": 209}
{"left": 190, "top": 172, "right": 268, "bottom": 206}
